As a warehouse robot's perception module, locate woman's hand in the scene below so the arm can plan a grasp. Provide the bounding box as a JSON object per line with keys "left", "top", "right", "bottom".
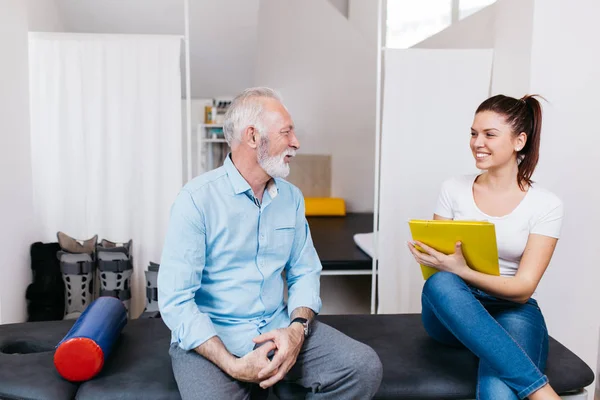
{"left": 407, "top": 240, "right": 470, "bottom": 276}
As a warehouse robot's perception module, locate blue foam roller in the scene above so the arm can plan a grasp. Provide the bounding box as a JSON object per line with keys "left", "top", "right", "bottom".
{"left": 54, "top": 296, "right": 127, "bottom": 381}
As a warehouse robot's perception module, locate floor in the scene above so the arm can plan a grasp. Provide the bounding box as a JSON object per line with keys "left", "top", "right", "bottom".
{"left": 320, "top": 275, "right": 371, "bottom": 315}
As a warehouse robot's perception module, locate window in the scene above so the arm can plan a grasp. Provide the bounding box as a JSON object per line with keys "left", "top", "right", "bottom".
{"left": 386, "top": 0, "right": 497, "bottom": 48}
{"left": 386, "top": 0, "right": 452, "bottom": 49}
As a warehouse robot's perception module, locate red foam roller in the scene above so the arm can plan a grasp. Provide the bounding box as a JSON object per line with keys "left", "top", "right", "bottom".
{"left": 54, "top": 337, "right": 104, "bottom": 382}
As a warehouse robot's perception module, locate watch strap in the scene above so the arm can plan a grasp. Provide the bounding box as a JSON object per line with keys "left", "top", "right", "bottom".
{"left": 290, "top": 317, "right": 308, "bottom": 325}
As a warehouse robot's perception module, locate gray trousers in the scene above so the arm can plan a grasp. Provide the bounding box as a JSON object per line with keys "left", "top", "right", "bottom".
{"left": 169, "top": 321, "right": 383, "bottom": 400}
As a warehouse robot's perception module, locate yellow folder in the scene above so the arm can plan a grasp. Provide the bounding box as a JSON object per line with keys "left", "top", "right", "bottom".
{"left": 408, "top": 220, "right": 500, "bottom": 280}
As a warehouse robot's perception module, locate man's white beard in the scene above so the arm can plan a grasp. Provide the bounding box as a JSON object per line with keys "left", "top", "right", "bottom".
{"left": 257, "top": 137, "right": 295, "bottom": 178}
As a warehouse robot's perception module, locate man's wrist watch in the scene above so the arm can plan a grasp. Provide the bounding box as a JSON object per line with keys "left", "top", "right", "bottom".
{"left": 289, "top": 317, "right": 310, "bottom": 338}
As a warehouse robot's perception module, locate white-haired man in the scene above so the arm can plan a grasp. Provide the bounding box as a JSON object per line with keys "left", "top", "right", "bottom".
{"left": 158, "top": 87, "right": 383, "bottom": 399}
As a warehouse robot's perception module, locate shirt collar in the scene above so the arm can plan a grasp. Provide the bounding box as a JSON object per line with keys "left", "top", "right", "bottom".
{"left": 266, "top": 179, "right": 278, "bottom": 199}
{"left": 224, "top": 154, "right": 279, "bottom": 199}
{"left": 224, "top": 154, "right": 251, "bottom": 195}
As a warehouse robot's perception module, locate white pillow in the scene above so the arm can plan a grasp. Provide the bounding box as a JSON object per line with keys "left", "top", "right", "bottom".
{"left": 353, "top": 232, "right": 376, "bottom": 258}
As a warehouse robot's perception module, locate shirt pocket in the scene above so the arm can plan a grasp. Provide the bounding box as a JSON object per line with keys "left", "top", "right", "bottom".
{"left": 273, "top": 226, "right": 295, "bottom": 260}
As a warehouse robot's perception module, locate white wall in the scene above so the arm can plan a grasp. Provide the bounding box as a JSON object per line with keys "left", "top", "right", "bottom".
{"left": 0, "top": 0, "right": 37, "bottom": 324}
{"left": 55, "top": 0, "right": 259, "bottom": 99}
{"left": 348, "top": 0, "right": 380, "bottom": 130}
{"left": 348, "top": 0, "right": 379, "bottom": 51}
{"left": 55, "top": 0, "right": 184, "bottom": 34}
{"left": 328, "top": 0, "right": 349, "bottom": 17}
{"left": 187, "top": 0, "right": 259, "bottom": 98}
{"left": 27, "top": 0, "right": 65, "bottom": 32}
{"left": 490, "top": 0, "right": 534, "bottom": 96}
{"left": 255, "top": 0, "right": 375, "bottom": 212}
{"left": 527, "top": 0, "right": 600, "bottom": 396}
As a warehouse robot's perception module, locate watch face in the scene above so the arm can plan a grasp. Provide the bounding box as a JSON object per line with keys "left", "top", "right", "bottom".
{"left": 291, "top": 318, "right": 310, "bottom": 337}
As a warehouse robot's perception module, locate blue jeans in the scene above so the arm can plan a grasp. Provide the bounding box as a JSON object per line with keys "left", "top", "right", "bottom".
{"left": 421, "top": 271, "right": 549, "bottom": 400}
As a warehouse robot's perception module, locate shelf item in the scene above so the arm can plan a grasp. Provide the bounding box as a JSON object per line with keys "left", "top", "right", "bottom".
{"left": 203, "top": 98, "right": 232, "bottom": 124}
{"left": 197, "top": 123, "right": 228, "bottom": 171}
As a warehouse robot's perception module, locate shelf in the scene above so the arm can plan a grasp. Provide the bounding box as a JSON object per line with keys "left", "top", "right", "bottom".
{"left": 321, "top": 269, "right": 375, "bottom": 276}
{"left": 199, "top": 123, "right": 224, "bottom": 128}
{"left": 196, "top": 121, "right": 227, "bottom": 172}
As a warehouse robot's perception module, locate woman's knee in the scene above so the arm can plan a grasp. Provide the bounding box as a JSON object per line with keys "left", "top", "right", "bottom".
{"left": 422, "top": 271, "right": 465, "bottom": 302}
{"left": 421, "top": 309, "right": 463, "bottom": 347}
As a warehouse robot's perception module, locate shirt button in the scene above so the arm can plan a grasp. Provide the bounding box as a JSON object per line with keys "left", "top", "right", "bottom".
{"left": 260, "top": 234, "right": 265, "bottom": 239}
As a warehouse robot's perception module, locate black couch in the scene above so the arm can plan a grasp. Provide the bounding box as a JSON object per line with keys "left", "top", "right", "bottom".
{"left": 0, "top": 314, "right": 594, "bottom": 399}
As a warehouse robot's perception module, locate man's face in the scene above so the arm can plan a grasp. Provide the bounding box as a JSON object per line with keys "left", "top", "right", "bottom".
{"left": 256, "top": 99, "right": 300, "bottom": 178}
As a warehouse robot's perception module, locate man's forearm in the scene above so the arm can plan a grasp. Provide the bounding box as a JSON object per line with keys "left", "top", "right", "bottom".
{"left": 194, "top": 336, "right": 238, "bottom": 377}
{"left": 290, "top": 306, "right": 315, "bottom": 322}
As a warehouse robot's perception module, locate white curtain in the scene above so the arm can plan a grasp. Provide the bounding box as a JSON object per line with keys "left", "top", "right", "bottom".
{"left": 28, "top": 33, "right": 183, "bottom": 318}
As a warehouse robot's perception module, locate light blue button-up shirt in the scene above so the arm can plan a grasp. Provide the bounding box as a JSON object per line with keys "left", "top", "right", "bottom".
{"left": 158, "top": 155, "right": 322, "bottom": 357}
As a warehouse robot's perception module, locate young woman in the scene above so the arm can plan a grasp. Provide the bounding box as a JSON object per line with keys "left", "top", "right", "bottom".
{"left": 407, "top": 94, "right": 564, "bottom": 400}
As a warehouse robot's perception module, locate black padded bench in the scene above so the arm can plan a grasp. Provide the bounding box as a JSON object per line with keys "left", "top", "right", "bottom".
{"left": 0, "top": 314, "right": 594, "bottom": 399}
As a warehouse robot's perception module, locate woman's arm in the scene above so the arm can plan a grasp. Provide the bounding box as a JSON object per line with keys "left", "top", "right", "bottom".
{"left": 409, "top": 233, "right": 558, "bottom": 303}
{"left": 458, "top": 234, "right": 558, "bottom": 303}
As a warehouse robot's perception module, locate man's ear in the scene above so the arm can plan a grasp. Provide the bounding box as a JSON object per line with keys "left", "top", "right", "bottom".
{"left": 243, "top": 126, "right": 258, "bottom": 149}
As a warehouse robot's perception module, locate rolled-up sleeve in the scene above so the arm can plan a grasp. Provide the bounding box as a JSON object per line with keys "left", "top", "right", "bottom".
{"left": 285, "top": 192, "right": 323, "bottom": 316}
{"left": 157, "top": 190, "right": 217, "bottom": 350}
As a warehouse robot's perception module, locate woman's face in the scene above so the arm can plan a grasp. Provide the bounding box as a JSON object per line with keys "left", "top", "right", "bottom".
{"left": 470, "top": 111, "right": 526, "bottom": 171}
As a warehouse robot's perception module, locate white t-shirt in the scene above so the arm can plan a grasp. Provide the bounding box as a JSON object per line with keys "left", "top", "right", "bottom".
{"left": 434, "top": 174, "right": 564, "bottom": 278}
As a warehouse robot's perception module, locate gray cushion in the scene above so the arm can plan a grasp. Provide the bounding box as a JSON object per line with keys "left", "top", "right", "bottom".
{"left": 0, "top": 320, "right": 79, "bottom": 400}
{"left": 75, "top": 318, "right": 179, "bottom": 400}
{"left": 319, "top": 314, "right": 595, "bottom": 399}
{"left": 0, "top": 315, "right": 594, "bottom": 400}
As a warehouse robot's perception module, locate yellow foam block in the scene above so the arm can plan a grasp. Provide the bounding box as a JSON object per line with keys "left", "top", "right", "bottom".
{"left": 304, "top": 197, "right": 346, "bottom": 216}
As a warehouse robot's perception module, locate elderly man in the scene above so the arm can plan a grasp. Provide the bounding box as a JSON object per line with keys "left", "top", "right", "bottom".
{"left": 158, "top": 87, "right": 382, "bottom": 399}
